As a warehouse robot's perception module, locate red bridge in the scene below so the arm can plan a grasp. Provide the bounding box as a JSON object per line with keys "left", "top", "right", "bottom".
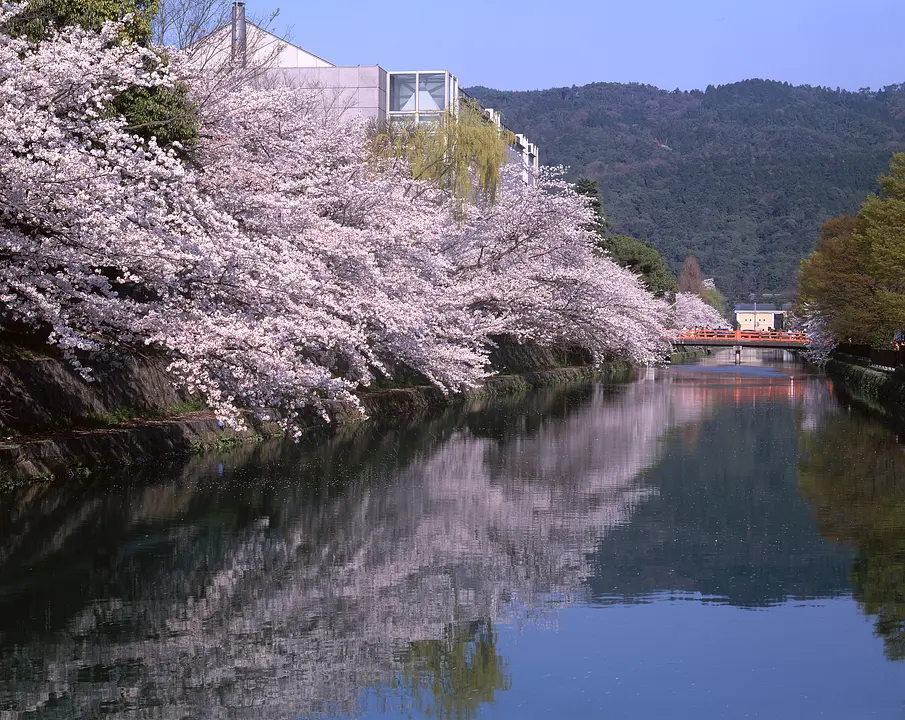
{"left": 672, "top": 329, "right": 809, "bottom": 349}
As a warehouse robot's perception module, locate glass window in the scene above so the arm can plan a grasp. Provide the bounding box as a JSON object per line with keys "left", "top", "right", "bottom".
{"left": 418, "top": 72, "right": 447, "bottom": 112}
{"left": 390, "top": 113, "right": 416, "bottom": 127}
{"left": 416, "top": 114, "right": 440, "bottom": 129}
{"left": 389, "top": 73, "right": 416, "bottom": 112}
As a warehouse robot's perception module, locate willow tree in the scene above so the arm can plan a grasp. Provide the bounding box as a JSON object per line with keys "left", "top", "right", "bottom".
{"left": 370, "top": 100, "right": 514, "bottom": 215}
{"left": 398, "top": 619, "right": 511, "bottom": 719}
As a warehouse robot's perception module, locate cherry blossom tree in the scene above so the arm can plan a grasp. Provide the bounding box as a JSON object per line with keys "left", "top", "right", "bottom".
{"left": 449, "top": 167, "right": 670, "bottom": 363}
{"left": 796, "top": 304, "right": 835, "bottom": 360}
{"left": 0, "top": 12, "right": 223, "bottom": 368}
{"left": 187, "top": 81, "right": 490, "bottom": 397}
{"left": 1, "top": 7, "right": 680, "bottom": 432}
{"left": 670, "top": 292, "right": 726, "bottom": 330}
{"left": 0, "top": 12, "right": 372, "bottom": 428}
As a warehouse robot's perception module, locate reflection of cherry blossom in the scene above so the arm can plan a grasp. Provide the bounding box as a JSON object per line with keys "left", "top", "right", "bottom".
{"left": 0, "top": 383, "right": 711, "bottom": 719}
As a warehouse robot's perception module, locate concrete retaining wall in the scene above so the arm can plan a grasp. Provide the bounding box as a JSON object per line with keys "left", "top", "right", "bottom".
{"left": 824, "top": 358, "right": 905, "bottom": 416}
{"left": 670, "top": 346, "right": 714, "bottom": 363}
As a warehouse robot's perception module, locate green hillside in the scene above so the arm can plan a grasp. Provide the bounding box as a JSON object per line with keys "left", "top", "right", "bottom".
{"left": 469, "top": 80, "right": 905, "bottom": 299}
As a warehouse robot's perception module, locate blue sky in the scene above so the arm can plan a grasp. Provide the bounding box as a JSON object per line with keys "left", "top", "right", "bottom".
{"left": 242, "top": 0, "right": 905, "bottom": 92}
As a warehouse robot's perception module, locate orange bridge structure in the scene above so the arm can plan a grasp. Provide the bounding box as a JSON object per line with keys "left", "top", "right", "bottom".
{"left": 672, "top": 329, "right": 809, "bottom": 349}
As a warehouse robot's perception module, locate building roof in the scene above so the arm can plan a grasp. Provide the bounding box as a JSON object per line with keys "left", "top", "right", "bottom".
{"left": 734, "top": 304, "right": 779, "bottom": 312}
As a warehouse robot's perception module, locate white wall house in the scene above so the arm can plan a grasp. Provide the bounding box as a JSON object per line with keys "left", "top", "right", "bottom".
{"left": 194, "top": 3, "right": 539, "bottom": 176}
{"left": 734, "top": 304, "right": 786, "bottom": 331}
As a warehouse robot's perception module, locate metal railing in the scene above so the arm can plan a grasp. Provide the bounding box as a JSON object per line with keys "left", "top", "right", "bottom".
{"left": 835, "top": 343, "right": 905, "bottom": 369}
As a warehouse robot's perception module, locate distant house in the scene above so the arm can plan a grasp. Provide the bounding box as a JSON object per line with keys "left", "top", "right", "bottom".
{"left": 734, "top": 304, "right": 786, "bottom": 331}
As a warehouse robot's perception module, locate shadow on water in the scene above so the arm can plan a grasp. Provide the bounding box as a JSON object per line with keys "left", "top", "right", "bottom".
{"left": 1, "top": 350, "right": 904, "bottom": 717}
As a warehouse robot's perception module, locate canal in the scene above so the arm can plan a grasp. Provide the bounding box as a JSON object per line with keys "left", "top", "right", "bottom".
{"left": 2, "top": 350, "right": 905, "bottom": 718}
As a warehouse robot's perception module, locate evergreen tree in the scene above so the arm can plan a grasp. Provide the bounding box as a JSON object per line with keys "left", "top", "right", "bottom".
{"left": 574, "top": 178, "right": 676, "bottom": 297}
{"left": 604, "top": 235, "right": 678, "bottom": 298}
{"left": 574, "top": 177, "right": 609, "bottom": 235}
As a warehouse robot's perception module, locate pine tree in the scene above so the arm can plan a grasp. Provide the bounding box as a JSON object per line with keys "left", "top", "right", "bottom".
{"left": 574, "top": 178, "right": 677, "bottom": 297}
{"left": 574, "top": 177, "right": 610, "bottom": 236}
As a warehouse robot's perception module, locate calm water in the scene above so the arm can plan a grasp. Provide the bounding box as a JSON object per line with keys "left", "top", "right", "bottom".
{"left": 2, "top": 350, "right": 905, "bottom": 718}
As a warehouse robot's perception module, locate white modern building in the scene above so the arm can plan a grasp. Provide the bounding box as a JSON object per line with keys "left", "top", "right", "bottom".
{"left": 201, "top": 3, "right": 539, "bottom": 177}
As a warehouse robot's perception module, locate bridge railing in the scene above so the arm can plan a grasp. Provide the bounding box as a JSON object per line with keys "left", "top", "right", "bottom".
{"left": 673, "top": 329, "right": 808, "bottom": 344}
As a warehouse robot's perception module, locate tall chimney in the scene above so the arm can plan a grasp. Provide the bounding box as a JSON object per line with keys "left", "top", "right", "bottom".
{"left": 231, "top": 2, "right": 247, "bottom": 67}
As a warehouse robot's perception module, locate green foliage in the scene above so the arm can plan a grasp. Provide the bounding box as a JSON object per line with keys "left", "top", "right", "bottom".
{"left": 5, "top": 0, "right": 157, "bottom": 44}
{"left": 797, "top": 216, "right": 880, "bottom": 343}
{"left": 574, "top": 176, "right": 611, "bottom": 235}
{"left": 574, "top": 178, "right": 676, "bottom": 296}
{"left": 601, "top": 235, "right": 677, "bottom": 297}
{"left": 856, "top": 152, "right": 905, "bottom": 334}
{"left": 798, "top": 408, "right": 905, "bottom": 660}
{"left": 702, "top": 287, "right": 728, "bottom": 316}
{"left": 798, "top": 154, "right": 905, "bottom": 345}
{"left": 112, "top": 81, "right": 198, "bottom": 148}
{"left": 5, "top": 0, "right": 198, "bottom": 148}
{"left": 397, "top": 619, "right": 511, "bottom": 719}
{"left": 370, "top": 101, "right": 513, "bottom": 215}
{"left": 468, "top": 80, "right": 905, "bottom": 299}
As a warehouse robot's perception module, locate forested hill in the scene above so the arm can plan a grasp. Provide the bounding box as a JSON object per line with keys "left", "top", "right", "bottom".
{"left": 469, "top": 80, "right": 905, "bottom": 299}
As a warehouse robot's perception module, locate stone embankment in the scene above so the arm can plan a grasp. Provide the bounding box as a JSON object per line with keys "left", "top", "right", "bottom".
{"left": 669, "top": 346, "right": 713, "bottom": 363}
{"left": 823, "top": 353, "right": 905, "bottom": 419}
{"left": 0, "top": 339, "right": 633, "bottom": 484}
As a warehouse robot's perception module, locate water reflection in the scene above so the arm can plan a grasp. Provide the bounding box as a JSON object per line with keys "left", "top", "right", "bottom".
{"left": 0, "top": 352, "right": 902, "bottom": 718}
{"left": 589, "top": 356, "right": 853, "bottom": 607}
{"left": 395, "top": 619, "right": 510, "bottom": 720}
{"left": 0, "top": 379, "right": 709, "bottom": 719}
{"left": 798, "top": 393, "right": 905, "bottom": 660}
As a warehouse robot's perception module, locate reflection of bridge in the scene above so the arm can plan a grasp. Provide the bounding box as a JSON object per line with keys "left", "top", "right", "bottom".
{"left": 673, "top": 329, "right": 808, "bottom": 349}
